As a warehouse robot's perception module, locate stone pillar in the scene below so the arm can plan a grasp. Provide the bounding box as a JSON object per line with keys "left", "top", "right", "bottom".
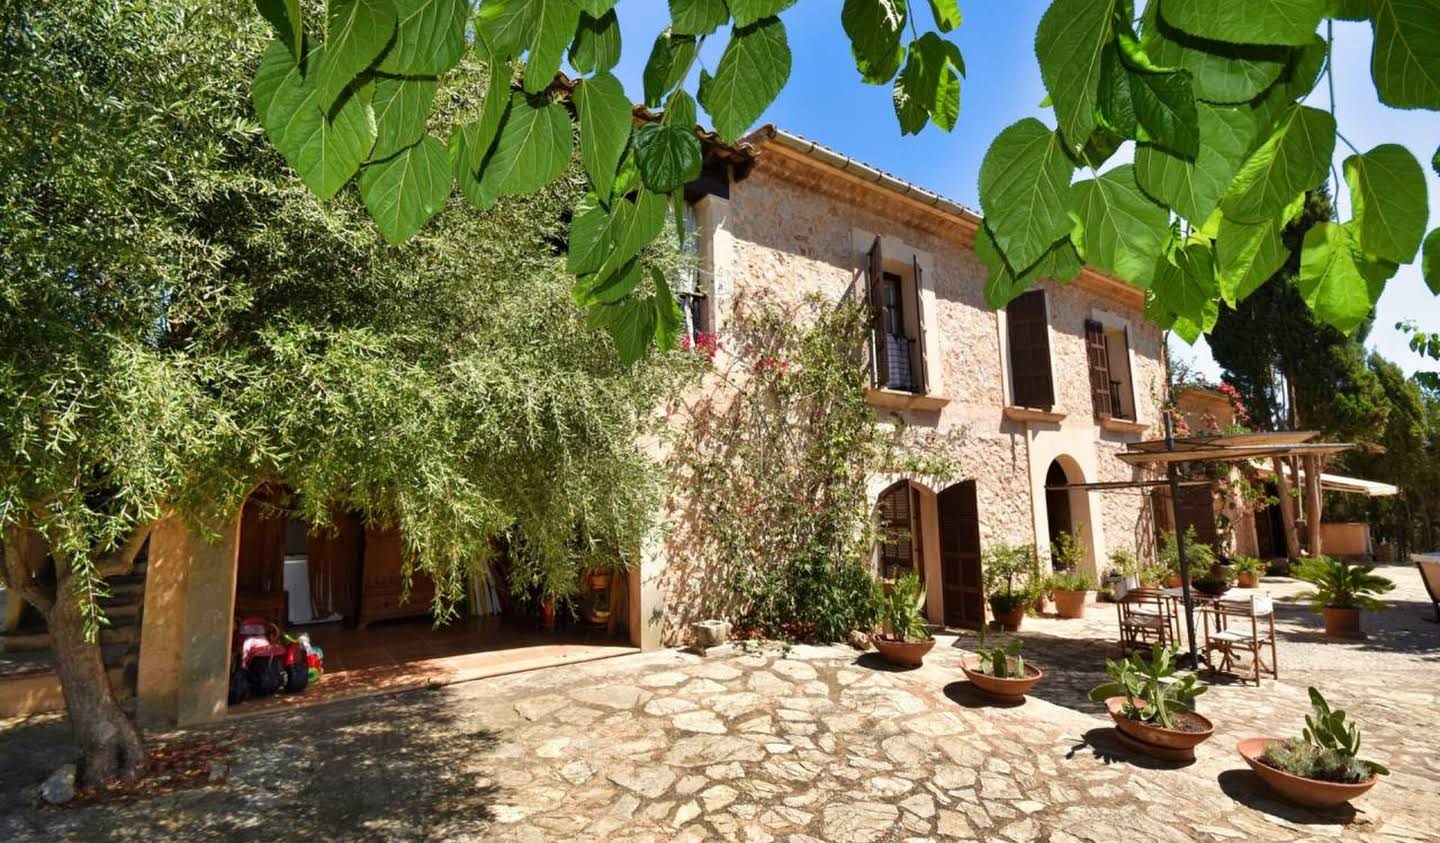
{"left": 1303, "top": 455, "right": 1323, "bottom": 557}
{"left": 1271, "top": 456, "right": 1300, "bottom": 559}
{"left": 628, "top": 528, "right": 666, "bottom": 651}
{"left": 136, "top": 512, "right": 240, "bottom": 727}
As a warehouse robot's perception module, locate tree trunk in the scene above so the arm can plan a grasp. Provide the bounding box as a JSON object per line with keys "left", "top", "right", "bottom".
{"left": 1271, "top": 456, "right": 1300, "bottom": 559}
{"left": 1303, "top": 455, "right": 1323, "bottom": 558}
{"left": 44, "top": 574, "right": 147, "bottom": 787}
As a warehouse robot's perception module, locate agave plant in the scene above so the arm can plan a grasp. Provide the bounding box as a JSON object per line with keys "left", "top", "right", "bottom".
{"left": 1261, "top": 687, "right": 1390, "bottom": 782}
{"left": 974, "top": 624, "right": 1024, "bottom": 678}
{"left": 1088, "top": 644, "right": 1205, "bottom": 730}
{"left": 876, "top": 571, "right": 930, "bottom": 643}
{"left": 1292, "top": 557, "right": 1395, "bottom": 611}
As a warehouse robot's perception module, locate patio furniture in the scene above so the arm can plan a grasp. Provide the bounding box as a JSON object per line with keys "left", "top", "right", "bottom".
{"left": 1117, "top": 587, "right": 1177, "bottom": 654}
{"left": 1415, "top": 555, "right": 1440, "bottom": 623}
{"left": 1202, "top": 594, "right": 1277, "bottom": 685}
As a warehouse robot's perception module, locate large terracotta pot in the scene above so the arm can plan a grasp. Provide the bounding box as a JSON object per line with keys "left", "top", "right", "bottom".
{"left": 1323, "top": 607, "right": 1362, "bottom": 638}
{"left": 1165, "top": 572, "right": 1183, "bottom": 589}
{"left": 961, "top": 656, "right": 1043, "bottom": 701}
{"left": 1104, "top": 697, "right": 1213, "bottom": 760}
{"left": 1053, "top": 590, "right": 1087, "bottom": 619}
{"left": 872, "top": 635, "right": 935, "bottom": 668}
{"left": 1237, "top": 737, "right": 1379, "bottom": 807}
{"left": 990, "top": 607, "right": 1024, "bottom": 631}
{"left": 1236, "top": 571, "right": 1258, "bottom": 588}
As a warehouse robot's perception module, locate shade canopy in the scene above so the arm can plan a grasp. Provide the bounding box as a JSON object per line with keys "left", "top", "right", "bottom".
{"left": 1251, "top": 464, "right": 1398, "bottom": 497}
{"left": 1118, "top": 430, "right": 1351, "bottom": 466}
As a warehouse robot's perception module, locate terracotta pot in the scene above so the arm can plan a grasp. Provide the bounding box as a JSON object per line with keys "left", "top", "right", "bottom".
{"left": 961, "top": 656, "right": 1043, "bottom": 701}
{"left": 1323, "top": 607, "right": 1362, "bottom": 638}
{"left": 1236, "top": 571, "right": 1258, "bottom": 588}
{"left": 1104, "top": 697, "right": 1213, "bottom": 759}
{"left": 990, "top": 607, "right": 1024, "bottom": 631}
{"left": 1033, "top": 593, "right": 1049, "bottom": 613}
{"left": 872, "top": 635, "right": 935, "bottom": 668}
{"left": 1053, "top": 590, "right": 1087, "bottom": 619}
{"left": 1237, "top": 737, "right": 1379, "bottom": 807}
{"left": 1165, "top": 573, "right": 1182, "bottom": 589}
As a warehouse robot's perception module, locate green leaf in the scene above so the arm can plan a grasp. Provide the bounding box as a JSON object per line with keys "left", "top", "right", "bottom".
{"left": 1220, "top": 105, "right": 1335, "bottom": 223}
{"left": 586, "top": 257, "right": 645, "bottom": 304}
{"left": 475, "top": 0, "right": 536, "bottom": 59}
{"left": 595, "top": 296, "right": 657, "bottom": 366}
{"left": 376, "top": 0, "right": 468, "bottom": 75}
{"left": 642, "top": 30, "right": 699, "bottom": 108}
{"left": 978, "top": 118, "right": 1076, "bottom": 274}
{"left": 1136, "top": 103, "right": 1256, "bottom": 222}
{"left": 314, "top": 0, "right": 397, "bottom": 109}
{"left": 573, "top": 71, "right": 632, "bottom": 199}
{"left": 358, "top": 133, "right": 452, "bottom": 243}
{"left": 1344, "top": 143, "right": 1430, "bottom": 263}
{"left": 697, "top": 16, "right": 791, "bottom": 142}
{"left": 1370, "top": 0, "right": 1440, "bottom": 109}
{"left": 464, "top": 60, "right": 514, "bottom": 174}
{"left": 892, "top": 31, "right": 962, "bottom": 134}
{"left": 976, "top": 224, "right": 1081, "bottom": 308}
{"left": 370, "top": 76, "right": 438, "bottom": 161}
{"left": 253, "top": 41, "right": 377, "bottom": 200}
{"left": 1328, "top": 0, "right": 1373, "bottom": 19}
{"left": 1298, "top": 222, "right": 1399, "bottom": 332}
{"left": 1127, "top": 65, "right": 1198, "bottom": 159}
{"left": 635, "top": 123, "right": 703, "bottom": 193}
{"left": 667, "top": 88, "right": 699, "bottom": 128}
{"left": 1152, "top": 241, "right": 1219, "bottom": 327}
{"left": 255, "top": 0, "right": 303, "bottom": 61}
{"left": 927, "top": 0, "right": 962, "bottom": 31}
{"left": 669, "top": 0, "right": 729, "bottom": 35}
{"left": 1433, "top": 145, "right": 1440, "bottom": 177}
{"left": 1140, "top": 5, "right": 1289, "bottom": 104}
{"left": 842, "top": 0, "right": 908, "bottom": 84}
{"left": 729, "top": 0, "right": 799, "bottom": 28}
{"left": 570, "top": 9, "right": 623, "bottom": 74}
{"left": 524, "top": 0, "right": 581, "bottom": 93}
{"left": 1216, "top": 212, "right": 1290, "bottom": 305}
{"left": 652, "top": 267, "right": 684, "bottom": 347}
{"left": 576, "top": 0, "right": 617, "bottom": 14}
{"left": 598, "top": 190, "right": 668, "bottom": 278}
{"left": 1159, "top": 0, "right": 1326, "bottom": 46}
{"left": 1423, "top": 227, "right": 1440, "bottom": 294}
{"left": 566, "top": 198, "right": 611, "bottom": 274}
{"left": 476, "top": 93, "right": 573, "bottom": 203}
{"left": 1069, "top": 165, "right": 1171, "bottom": 286}
{"left": 1036, "top": 0, "right": 1119, "bottom": 153}
{"left": 1098, "top": 45, "right": 1138, "bottom": 137}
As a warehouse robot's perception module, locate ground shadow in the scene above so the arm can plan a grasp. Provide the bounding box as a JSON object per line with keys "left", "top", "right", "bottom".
{"left": 1215, "top": 769, "right": 1363, "bottom": 826}
{"left": 852, "top": 652, "right": 916, "bottom": 672}
{"left": 941, "top": 680, "right": 1025, "bottom": 710}
{"left": 1066, "top": 727, "right": 1196, "bottom": 770}
{"left": 1, "top": 683, "right": 503, "bottom": 842}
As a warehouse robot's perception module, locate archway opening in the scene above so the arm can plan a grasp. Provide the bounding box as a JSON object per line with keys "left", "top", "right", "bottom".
{"left": 1043, "top": 456, "right": 1095, "bottom": 573}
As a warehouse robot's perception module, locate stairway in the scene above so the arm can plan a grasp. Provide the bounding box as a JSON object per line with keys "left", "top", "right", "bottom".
{"left": 0, "top": 562, "right": 146, "bottom": 718}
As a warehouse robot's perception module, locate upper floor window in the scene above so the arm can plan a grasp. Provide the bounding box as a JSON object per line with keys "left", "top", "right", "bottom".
{"left": 866, "top": 236, "right": 929, "bottom": 394}
{"left": 675, "top": 202, "right": 710, "bottom": 346}
{"left": 1006, "top": 290, "right": 1054, "bottom": 409}
{"left": 1085, "top": 319, "right": 1136, "bottom": 421}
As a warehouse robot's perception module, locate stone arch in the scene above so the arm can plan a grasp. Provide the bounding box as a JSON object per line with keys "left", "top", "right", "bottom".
{"left": 1043, "top": 455, "right": 1097, "bottom": 575}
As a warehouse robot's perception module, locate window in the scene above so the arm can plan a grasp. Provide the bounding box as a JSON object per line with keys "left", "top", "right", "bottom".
{"left": 1006, "top": 291, "right": 1054, "bottom": 409}
{"left": 676, "top": 202, "right": 710, "bottom": 346}
{"left": 876, "top": 482, "right": 924, "bottom": 580}
{"left": 1087, "top": 319, "right": 1135, "bottom": 421}
{"left": 866, "top": 236, "right": 929, "bottom": 394}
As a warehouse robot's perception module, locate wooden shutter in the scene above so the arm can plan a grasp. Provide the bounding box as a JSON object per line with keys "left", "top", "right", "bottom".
{"left": 1085, "top": 320, "right": 1113, "bottom": 421}
{"left": 911, "top": 255, "right": 929, "bottom": 394}
{"left": 1006, "top": 291, "right": 1055, "bottom": 409}
{"left": 938, "top": 481, "right": 983, "bottom": 628}
{"left": 877, "top": 483, "right": 913, "bottom": 577}
{"left": 1117, "top": 326, "right": 1135, "bottom": 419}
{"left": 867, "top": 236, "right": 890, "bottom": 388}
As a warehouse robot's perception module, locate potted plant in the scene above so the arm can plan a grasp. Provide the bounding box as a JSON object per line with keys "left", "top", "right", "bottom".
{"left": 1088, "top": 644, "right": 1213, "bottom": 762}
{"left": 961, "top": 626, "right": 1042, "bottom": 701}
{"left": 589, "top": 568, "right": 614, "bottom": 592}
{"left": 1051, "top": 570, "right": 1095, "bottom": 619}
{"left": 1103, "top": 549, "right": 1140, "bottom": 601}
{"left": 1238, "top": 687, "right": 1390, "bottom": 807}
{"left": 1192, "top": 564, "right": 1233, "bottom": 597}
{"left": 1292, "top": 556, "right": 1395, "bottom": 638}
{"left": 1158, "top": 527, "right": 1216, "bottom": 589}
{"left": 1031, "top": 572, "right": 1053, "bottom": 613}
{"left": 1231, "top": 555, "right": 1265, "bottom": 588}
{"left": 871, "top": 571, "right": 934, "bottom": 668}
{"left": 983, "top": 543, "right": 1037, "bottom": 631}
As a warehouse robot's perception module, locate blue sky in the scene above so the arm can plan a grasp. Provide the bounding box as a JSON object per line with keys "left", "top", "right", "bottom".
{"left": 606, "top": 3, "right": 1439, "bottom": 380}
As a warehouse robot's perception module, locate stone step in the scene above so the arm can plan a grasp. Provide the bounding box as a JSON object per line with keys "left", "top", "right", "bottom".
{"left": 0, "top": 649, "right": 134, "bottom": 718}
{"left": 0, "top": 615, "right": 137, "bottom": 652}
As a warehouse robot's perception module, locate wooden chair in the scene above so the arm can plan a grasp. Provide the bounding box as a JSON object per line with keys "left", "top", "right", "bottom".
{"left": 1202, "top": 594, "right": 1277, "bottom": 685}
{"left": 1415, "top": 557, "right": 1440, "bottom": 623}
{"left": 1117, "top": 587, "right": 1176, "bottom": 655}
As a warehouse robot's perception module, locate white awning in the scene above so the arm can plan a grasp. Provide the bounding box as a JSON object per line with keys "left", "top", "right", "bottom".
{"left": 1252, "top": 464, "right": 1398, "bottom": 497}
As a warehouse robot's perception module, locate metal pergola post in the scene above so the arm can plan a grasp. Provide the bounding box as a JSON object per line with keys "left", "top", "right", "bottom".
{"left": 1164, "top": 412, "right": 1201, "bottom": 690}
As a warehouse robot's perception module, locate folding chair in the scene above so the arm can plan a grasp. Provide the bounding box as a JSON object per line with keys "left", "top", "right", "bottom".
{"left": 1203, "top": 594, "right": 1277, "bottom": 685}
{"left": 1118, "top": 587, "right": 1176, "bottom": 655}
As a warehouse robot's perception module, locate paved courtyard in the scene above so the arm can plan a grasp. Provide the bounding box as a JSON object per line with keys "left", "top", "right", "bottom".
{"left": 1, "top": 561, "right": 1437, "bottom": 842}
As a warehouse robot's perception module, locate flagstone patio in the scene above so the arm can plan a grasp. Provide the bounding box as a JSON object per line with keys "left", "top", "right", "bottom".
{"left": 1, "top": 561, "right": 1437, "bottom": 842}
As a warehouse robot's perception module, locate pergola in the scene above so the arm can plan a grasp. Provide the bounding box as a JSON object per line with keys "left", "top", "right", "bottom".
{"left": 1061, "top": 425, "right": 1354, "bottom": 674}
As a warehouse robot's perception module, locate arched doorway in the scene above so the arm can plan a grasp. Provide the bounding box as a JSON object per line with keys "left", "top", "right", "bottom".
{"left": 875, "top": 480, "right": 925, "bottom": 582}
{"left": 937, "top": 481, "right": 984, "bottom": 628}
{"left": 1043, "top": 456, "right": 1095, "bottom": 572}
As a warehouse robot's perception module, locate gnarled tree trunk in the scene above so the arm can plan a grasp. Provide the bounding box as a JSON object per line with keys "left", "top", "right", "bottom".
{"left": 3, "top": 521, "right": 147, "bottom": 787}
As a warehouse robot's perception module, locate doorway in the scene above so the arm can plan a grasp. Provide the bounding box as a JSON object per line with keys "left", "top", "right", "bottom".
{"left": 937, "top": 481, "right": 984, "bottom": 628}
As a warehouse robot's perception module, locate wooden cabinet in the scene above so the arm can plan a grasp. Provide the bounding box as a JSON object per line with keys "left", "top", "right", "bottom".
{"left": 357, "top": 526, "right": 435, "bottom": 627}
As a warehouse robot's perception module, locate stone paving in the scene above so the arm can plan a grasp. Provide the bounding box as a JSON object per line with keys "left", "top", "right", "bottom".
{"left": 1, "top": 560, "right": 1437, "bottom": 842}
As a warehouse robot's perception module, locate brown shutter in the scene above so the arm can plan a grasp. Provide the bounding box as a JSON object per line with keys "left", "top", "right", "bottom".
{"left": 938, "top": 481, "right": 984, "bottom": 628}
{"left": 1006, "top": 291, "right": 1055, "bottom": 409}
{"left": 867, "top": 236, "right": 889, "bottom": 388}
{"left": 1085, "top": 319, "right": 1113, "bottom": 421}
{"left": 877, "top": 482, "right": 913, "bottom": 577}
{"left": 911, "top": 255, "right": 929, "bottom": 394}
{"left": 1118, "top": 326, "right": 1135, "bottom": 419}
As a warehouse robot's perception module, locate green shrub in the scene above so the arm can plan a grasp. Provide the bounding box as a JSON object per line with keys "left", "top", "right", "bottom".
{"left": 1052, "top": 570, "right": 1096, "bottom": 592}
{"left": 735, "top": 542, "right": 882, "bottom": 643}
{"left": 1293, "top": 556, "right": 1395, "bottom": 611}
